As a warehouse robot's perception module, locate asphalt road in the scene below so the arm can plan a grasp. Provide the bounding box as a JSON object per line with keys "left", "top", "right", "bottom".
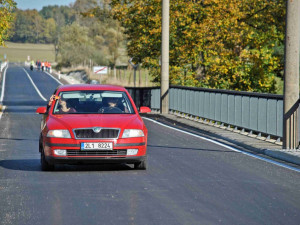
{"left": 0, "top": 64, "right": 299, "bottom": 225}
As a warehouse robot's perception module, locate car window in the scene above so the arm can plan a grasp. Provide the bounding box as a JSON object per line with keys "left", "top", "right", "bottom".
{"left": 52, "top": 91, "right": 135, "bottom": 114}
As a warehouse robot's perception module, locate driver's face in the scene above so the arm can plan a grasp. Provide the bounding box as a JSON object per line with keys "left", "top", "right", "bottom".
{"left": 108, "top": 99, "right": 117, "bottom": 107}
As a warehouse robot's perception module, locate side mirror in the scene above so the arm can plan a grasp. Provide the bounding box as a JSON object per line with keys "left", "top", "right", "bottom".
{"left": 139, "top": 106, "right": 151, "bottom": 113}
{"left": 36, "top": 107, "right": 47, "bottom": 114}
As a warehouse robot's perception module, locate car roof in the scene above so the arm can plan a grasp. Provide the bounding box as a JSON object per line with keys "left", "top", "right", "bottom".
{"left": 57, "top": 84, "right": 127, "bottom": 92}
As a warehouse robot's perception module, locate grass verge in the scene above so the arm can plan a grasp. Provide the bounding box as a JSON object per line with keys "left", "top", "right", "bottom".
{"left": 0, "top": 42, "right": 55, "bottom": 62}
{"left": 61, "top": 66, "right": 156, "bottom": 87}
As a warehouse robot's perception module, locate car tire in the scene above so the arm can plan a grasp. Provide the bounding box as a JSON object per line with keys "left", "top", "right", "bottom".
{"left": 134, "top": 158, "right": 147, "bottom": 170}
{"left": 41, "top": 150, "right": 54, "bottom": 171}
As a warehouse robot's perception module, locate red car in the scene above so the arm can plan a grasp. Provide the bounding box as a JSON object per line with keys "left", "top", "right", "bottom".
{"left": 36, "top": 84, "right": 151, "bottom": 171}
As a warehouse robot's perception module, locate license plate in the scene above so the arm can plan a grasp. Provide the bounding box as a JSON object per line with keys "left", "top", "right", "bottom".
{"left": 81, "top": 142, "right": 113, "bottom": 150}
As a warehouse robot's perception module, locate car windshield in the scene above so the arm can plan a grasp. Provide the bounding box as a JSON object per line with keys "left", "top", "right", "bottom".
{"left": 53, "top": 90, "right": 135, "bottom": 114}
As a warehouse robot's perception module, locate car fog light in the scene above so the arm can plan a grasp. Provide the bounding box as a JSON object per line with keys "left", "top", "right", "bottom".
{"left": 127, "top": 149, "right": 138, "bottom": 156}
{"left": 54, "top": 149, "right": 67, "bottom": 156}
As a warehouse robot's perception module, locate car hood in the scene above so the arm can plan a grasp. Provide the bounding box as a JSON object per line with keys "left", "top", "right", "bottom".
{"left": 47, "top": 114, "right": 144, "bottom": 131}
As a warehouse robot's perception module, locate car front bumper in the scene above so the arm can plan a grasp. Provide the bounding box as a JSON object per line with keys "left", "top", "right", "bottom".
{"left": 43, "top": 137, "right": 148, "bottom": 165}
{"left": 45, "top": 155, "right": 146, "bottom": 165}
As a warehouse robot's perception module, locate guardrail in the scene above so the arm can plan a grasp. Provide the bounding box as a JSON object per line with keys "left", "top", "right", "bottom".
{"left": 0, "top": 62, "right": 8, "bottom": 103}
{"left": 126, "top": 86, "right": 285, "bottom": 140}
{"left": 127, "top": 87, "right": 160, "bottom": 109}
{"left": 0, "top": 61, "right": 7, "bottom": 73}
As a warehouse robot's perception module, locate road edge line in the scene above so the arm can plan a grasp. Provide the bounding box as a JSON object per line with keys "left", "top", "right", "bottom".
{"left": 143, "top": 117, "right": 300, "bottom": 173}
{"left": 44, "top": 71, "right": 63, "bottom": 85}
{"left": 22, "top": 68, "right": 47, "bottom": 101}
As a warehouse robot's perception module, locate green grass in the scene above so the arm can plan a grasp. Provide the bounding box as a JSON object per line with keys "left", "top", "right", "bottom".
{"left": 275, "top": 76, "right": 284, "bottom": 95}
{"left": 90, "top": 69, "right": 156, "bottom": 87}
{"left": 0, "top": 42, "right": 55, "bottom": 63}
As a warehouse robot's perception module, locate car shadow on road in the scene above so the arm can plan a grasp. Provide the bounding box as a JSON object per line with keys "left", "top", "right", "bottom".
{"left": 0, "top": 159, "right": 41, "bottom": 171}
{"left": 54, "top": 163, "right": 134, "bottom": 172}
{"left": 0, "top": 159, "right": 134, "bottom": 172}
{"left": 0, "top": 137, "right": 39, "bottom": 141}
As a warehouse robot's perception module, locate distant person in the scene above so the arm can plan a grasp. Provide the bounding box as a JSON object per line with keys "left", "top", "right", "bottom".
{"left": 48, "top": 62, "right": 51, "bottom": 73}
{"left": 45, "top": 61, "right": 51, "bottom": 72}
{"left": 30, "top": 60, "right": 34, "bottom": 71}
{"left": 41, "top": 61, "right": 45, "bottom": 71}
{"left": 37, "top": 60, "right": 41, "bottom": 70}
{"left": 45, "top": 61, "right": 48, "bottom": 72}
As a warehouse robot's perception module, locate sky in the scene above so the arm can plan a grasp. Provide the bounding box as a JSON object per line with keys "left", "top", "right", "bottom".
{"left": 15, "top": 0, "right": 75, "bottom": 11}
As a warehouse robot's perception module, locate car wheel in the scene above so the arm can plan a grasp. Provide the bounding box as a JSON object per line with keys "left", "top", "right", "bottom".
{"left": 134, "top": 158, "right": 147, "bottom": 170}
{"left": 41, "top": 150, "right": 54, "bottom": 171}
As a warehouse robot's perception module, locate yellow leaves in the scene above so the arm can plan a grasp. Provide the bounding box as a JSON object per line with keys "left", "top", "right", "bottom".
{"left": 0, "top": 0, "right": 16, "bottom": 46}
{"left": 111, "top": 0, "right": 284, "bottom": 93}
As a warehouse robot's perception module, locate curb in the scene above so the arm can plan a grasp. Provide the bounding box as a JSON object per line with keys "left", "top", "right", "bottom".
{"left": 265, "top": 149, "right": 300, "bottom": 166}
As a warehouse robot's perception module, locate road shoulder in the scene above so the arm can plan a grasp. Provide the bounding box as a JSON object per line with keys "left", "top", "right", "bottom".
{"left": 144, "top": 113, "right": 300, "bottom": 166}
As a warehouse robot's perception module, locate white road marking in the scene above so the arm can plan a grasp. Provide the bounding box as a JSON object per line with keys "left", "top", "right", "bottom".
{"left": 22, "top": 68, "right": 47, "bottom": 101}
{"left": 0, "top": 106, "right": 6, "bottom": 120}
{"left": 143, "top": 117, "right": 300, "bottom": 173}
{"left": 0, "top": 65, "right": 8, "bottom": 102}
{"left": 44, "top": 71, "right": 63, "bottom": 85}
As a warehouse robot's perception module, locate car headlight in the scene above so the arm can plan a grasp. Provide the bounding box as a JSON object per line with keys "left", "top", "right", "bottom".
{"left": 47, "top": 130, "right": 71, "bottom": 138}
{"left": 122, "top": 129, "right": 144, "bottom": 138}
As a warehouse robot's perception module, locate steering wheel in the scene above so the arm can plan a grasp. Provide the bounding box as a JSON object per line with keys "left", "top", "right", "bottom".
{"left": 99, "top": 107, "right": 123, "bottom": 113}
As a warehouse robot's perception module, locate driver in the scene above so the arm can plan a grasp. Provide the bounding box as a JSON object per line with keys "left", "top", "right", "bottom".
{"left": 99, "top": 97, "right": 122, "bottom": 113}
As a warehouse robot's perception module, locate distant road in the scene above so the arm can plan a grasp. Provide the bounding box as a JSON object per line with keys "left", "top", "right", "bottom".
{"left": 0, "top": 64, "right": 300, "bottom": 225}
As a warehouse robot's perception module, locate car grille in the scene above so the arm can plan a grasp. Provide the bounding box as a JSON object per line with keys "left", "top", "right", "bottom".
{"left": 74, "top": 128, "right": 120, "bottom": 139}
{"left": 67, "top": 150, "right": 127, "bottom": 156}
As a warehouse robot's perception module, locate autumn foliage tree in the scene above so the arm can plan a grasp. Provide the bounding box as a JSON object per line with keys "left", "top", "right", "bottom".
{"left": 79, "top": 0, "right": 126, "bottom": 69}
{"left": 111, "top": 0, "right": 285, "bottom": 93}
{"left": 0, "top": 0, "right": 16, "bottom": 46}
{"left": 54, "top": 0, "right": 126, "bottom": 68}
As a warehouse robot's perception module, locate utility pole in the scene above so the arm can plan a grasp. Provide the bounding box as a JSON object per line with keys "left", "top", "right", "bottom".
{"left": 161, "top": 0, "right": 169, "bottom": 114}
{"left": 129, "top": 58, "right": 138, "bottom": 87}
{"left": 283, "top": 0, "right": 300, "bottom": 149}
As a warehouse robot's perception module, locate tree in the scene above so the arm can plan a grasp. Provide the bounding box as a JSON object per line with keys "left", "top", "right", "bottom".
{"left": 40, "top": 5, "right": 76, "bottom": 27}
{"left": 76, "top": 0, "right": 126, "bottom": 70}
{"left": 40, "top": 5, "right": 76, "bottom": 61}
{"left": 10, "top": 9, "right": 33, "bottom": 42}
{"left": 10, "top": 9, "right": 50, "bottom": 43}
{"left": 0, "top": 0, "right": 16, "bottom": 46}
{"left": 111, "top": 0, "right": 286, "bottom": 93}
{"left": 58, "top": 23, "right": 94, "bottom": 67}
{"left": 43, "top": 18, "right": 56, "bottom": 43}
{"left": 197, "top": 0, "right": 285, "bottom": 92}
